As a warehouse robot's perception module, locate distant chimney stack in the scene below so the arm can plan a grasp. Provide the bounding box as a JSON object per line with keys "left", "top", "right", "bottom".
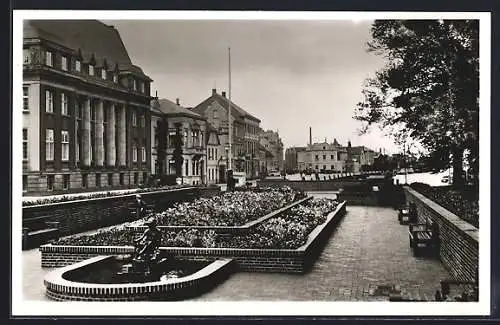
{"left": 309, "top": 127, "right": 312, "bottom": 146}
{"left": 155, "top": 90, "right": 158, "bottom": 99}
{"left": 222, "top": 91, "right": 226, "bottom": 98}
{"left": 212, "top": 88, "right": 216, "bottom": 95}
{"left": 176, "top": 98, "right": 180, "bottom": 106}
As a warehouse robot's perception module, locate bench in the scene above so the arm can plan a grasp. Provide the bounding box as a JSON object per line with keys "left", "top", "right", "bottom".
{"left": 398, "top": 203, "right": 418, "bottom": 225}
{"left": 22, "top": 220, "right": 60, "bottom": 250}
{"left": 408, "top": 220, "right": 439, "bottom": 257}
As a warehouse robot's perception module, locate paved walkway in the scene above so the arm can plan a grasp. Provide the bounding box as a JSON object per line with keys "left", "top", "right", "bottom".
{"left": 22, "top": 192, "right": 450, "bottom": 301}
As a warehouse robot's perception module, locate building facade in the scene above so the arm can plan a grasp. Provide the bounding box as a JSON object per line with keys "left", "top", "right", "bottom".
{"left": 259, "top": 129, "right": 284, "bottom": 173}
{"left": 151, "top": 98, "right": 206, "bottom": 186}
{"left": 191, "top": 88, "right": 261, "bottom": 179}
{"left": 205, "top": 125, "right": 223, "bottom": 184}
{"left": 22, "top": 20, "right": 153, "bottom": 194}
{"left": 285, "top": 146, "right": 306, "bottom": 173}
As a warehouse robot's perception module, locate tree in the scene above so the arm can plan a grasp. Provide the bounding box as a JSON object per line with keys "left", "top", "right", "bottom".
{"left": 355, "top": 20, "right": 479, "bottom": 188}
{"left": 173, "top": 122, "right": 184, "bottom": 179}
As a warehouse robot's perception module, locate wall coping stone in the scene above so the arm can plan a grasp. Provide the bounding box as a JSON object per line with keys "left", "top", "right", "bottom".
{"left": 404, "top": 186, "right": 478, "bottom": 242}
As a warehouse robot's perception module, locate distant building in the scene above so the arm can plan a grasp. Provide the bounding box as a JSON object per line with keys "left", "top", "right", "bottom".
{"left": 293, "top": 127, "right": 376, "bottom": 174}
{"left": 205, "top": 124, "right": 223, "bottom": 184}
{"left": 23, "top": 20, "right": 153, "bottom": 194}
{"left": 259, "top": 129, "right": 284, "bottom": 173}
{"left": 257, "top": 143, "right": 275, "bottom": 177}
{"left": 151, "top": 97, "right": 206, "bottom": 185}
{"left": 191, "top": 88, "right": 261, "bottom": 179}
{"left": 285, "top": 146, "right": 306, "bottom": 173}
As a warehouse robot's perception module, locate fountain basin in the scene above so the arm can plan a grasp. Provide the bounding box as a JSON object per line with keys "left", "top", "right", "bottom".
{"left": 44, "top": 255, "right": 235, "bottom": 301}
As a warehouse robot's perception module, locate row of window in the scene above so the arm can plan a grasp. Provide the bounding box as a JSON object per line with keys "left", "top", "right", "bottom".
{"left": 28, "top": 128, "right": 147, "bottom": 163}
{"left": 131, "top": 145, "right": 147, "bottom": 163}
{"left": 23, "top": 48, "right": 147, "bottom": 93}
{"left": 22, "top": 171, "right": 148, "bottom": 192}
{"left": 315, "top": 154, "right": 341, "bottom": 161}
{"left": 183, "top": 159, "right": 203, "bottom": 176}
{"left": 207, "top": 167, "right": 218, "bottom": 182}
{"left": 24, "top": 87, "right": 148, "bottom": 129}
{"left": 43, "top": 129, "right": 69, "bottom": 161}
{"left": 207, "top": 147, "right": 219, "bottom": 160}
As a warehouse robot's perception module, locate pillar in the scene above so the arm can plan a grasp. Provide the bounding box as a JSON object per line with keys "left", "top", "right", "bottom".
{"left": 82, "top": 97, "right": 91, "bottom": 166}
{"left": 106, "top": 103, "right": 116, "bottom": 166}
{"left": 117, "top": 104, "right": 127, "bottom": 166}
{"left": 95, "top": 100, "right": 104, "bottom": 166}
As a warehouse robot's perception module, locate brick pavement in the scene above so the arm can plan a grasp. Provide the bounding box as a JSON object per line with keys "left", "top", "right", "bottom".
{"left": 22, "top": 192, "right": 451, "bottom": 301}
{"left": 192, "top": 198, "right": 450, "bottom": 301}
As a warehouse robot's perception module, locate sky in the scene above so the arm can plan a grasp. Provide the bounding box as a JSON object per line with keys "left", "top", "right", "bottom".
{"left": 104, "top": 19, "right": 401, "bottom": 154}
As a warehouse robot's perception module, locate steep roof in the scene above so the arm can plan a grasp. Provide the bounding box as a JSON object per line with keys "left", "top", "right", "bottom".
{"left": 24, "top": 20, "right": 152, "bottom": 80}
{"left": 192, "top": 91, "right": 261, "bottom": 123}
{"left": 151, "top": 98, "right": 205, "bottom": 120}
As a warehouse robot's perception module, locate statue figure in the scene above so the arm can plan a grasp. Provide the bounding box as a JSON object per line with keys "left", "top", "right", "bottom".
{"left": 133, "top": 218, "right": 161, "bottom": 264}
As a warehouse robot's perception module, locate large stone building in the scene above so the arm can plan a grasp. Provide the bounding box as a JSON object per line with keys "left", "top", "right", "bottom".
{"left": 151, "top": 98, "right": 206, "bottom": 185}
{"left": 259, "top": 129, "right": 284, "bottom": 173}
{"left": 22, "top": 20, "right": 153, "bottom": 194}
{"left": 298, "top": 140, "right": 348, "bottom": 173}
{"left": 191, "top": 88, "right": 261, "bottom": 179}
{"left": 293, "top": 128, "right": 376, "bottom": 174}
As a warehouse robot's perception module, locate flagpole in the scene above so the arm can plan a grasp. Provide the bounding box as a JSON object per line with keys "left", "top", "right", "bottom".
{"left": 228, "top": 47, "right": 233, "bottom": 171}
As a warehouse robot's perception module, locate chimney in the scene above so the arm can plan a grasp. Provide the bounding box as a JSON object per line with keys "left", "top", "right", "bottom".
{"left": 176, "top": 98, "right": 180, "bottom": 106}
{"left": 212, "top": 88, "right": 216, "bottom": 95}
{"left": 155, "top": 90, "right": 158, "bottom": 99}
{"left": 309, "top": 127, "right": 312, "bottom": 146}
{"left": 222, "top": 91, "right": 226, "bottom": 98}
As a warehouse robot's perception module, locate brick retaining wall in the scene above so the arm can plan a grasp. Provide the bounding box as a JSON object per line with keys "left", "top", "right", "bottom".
{"left": 404, "top": 186, "right": 478, "bottom": 282}
{"left": 23, "top": 187, "right": 205, "bottom": 237}
{"left": 40, "top": 201, "right": 347, "bottom": 272}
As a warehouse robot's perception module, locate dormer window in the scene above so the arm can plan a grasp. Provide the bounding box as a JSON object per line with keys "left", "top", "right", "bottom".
{"left": 89, "top": 64, "right": 95, "bottom": 76}
{"left": 45, "top": 51, "right": 53, "bottom": 66}
{"left": 133, "top": 79, "right": 137, "bottom": 91}
{"left": 101, "top": 68, "right": 107, "bottom": 80}
{"left": 75, "top": 60, "right": 81, "bottom": 72}
{"left": 140, "top": 82, "right": 145, "bottom": 93}
{"left": 113, "top": 74, "right": 118, "bottom": 83}
{"left": 61, "top": 56, "right": 68, "bottom": 71}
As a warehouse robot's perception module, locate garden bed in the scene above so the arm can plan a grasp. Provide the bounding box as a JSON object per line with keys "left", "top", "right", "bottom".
{"left": 410, "top": 183, "right": 478, "bottom": 227}
{"left": 41, "top": 201, "right": 347, "bottom": 273}
{"left": 51, "top": 197, "right": 334, "bottom": 250}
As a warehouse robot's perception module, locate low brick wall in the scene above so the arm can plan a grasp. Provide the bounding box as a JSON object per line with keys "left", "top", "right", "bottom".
{"left": 126, "top": 196, "right": 313, "bottom": 236}
{"left": 23, "top": 187, "right": 203, "bottom": 237}
{"left": 258, "top": 179, "right": 350, "bottom": 192}
{"left": 404, "top": 186, "right": 478, "bottom": 282}
{"left": 40, "top": 201, "right": 347, "bottom": 273}
{"left": 44, "top": 256, "right": 236, "bottom": 301}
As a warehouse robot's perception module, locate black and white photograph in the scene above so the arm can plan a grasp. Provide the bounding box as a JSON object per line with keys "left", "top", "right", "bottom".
{"left": 11, "top": 10, "right": 490, "bottom": 316}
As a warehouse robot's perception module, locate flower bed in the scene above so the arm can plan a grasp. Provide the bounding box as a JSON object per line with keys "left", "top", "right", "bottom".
{"left": 410, "top": 182, "right": 479, "bottom": 227}
{"left": 22, "top": 184, "right": 191, "bottom": 207}
{"left": 52, "top": 197, "right": 338, "bottom": 250}
{"left": 153, "top": 187, "right": 304, "bottom": 226}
